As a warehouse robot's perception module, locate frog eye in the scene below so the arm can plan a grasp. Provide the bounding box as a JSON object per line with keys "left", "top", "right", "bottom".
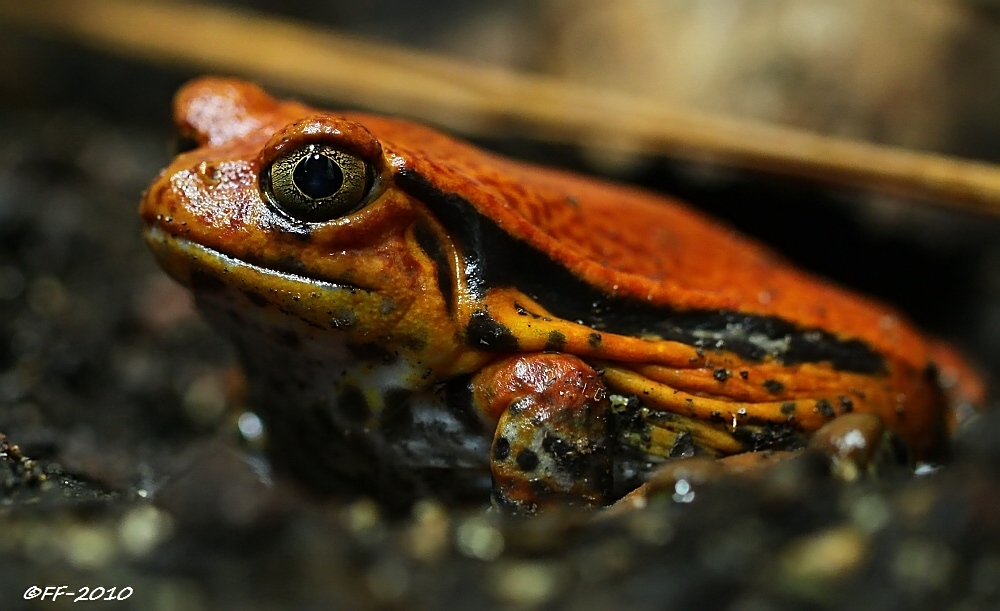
{"left": 263, "top": 144, "right": 373, "bottom": 222}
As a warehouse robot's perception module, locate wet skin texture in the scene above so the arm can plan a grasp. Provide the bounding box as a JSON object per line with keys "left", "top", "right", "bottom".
{"left": 141, "top": 77, "right": 984, "bottom": 513}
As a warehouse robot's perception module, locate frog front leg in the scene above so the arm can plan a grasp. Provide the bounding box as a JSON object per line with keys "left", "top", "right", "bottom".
{"left": 471, "top": 353, "right": 613, "bottom": 513}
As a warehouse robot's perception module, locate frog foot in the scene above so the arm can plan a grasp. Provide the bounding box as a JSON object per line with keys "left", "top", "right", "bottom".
{"left": 610, "top": 412, "right": 901, "bottom": 514}
{"left": 472, "top": 353, "right": 613, "bottom": 514}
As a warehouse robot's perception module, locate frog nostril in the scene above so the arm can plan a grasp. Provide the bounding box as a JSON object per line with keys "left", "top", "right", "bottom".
{"left": 196, "top": 161, "right": 220, "bottom": 185}
{"left": 294, "top": 153, "right": 343, "bottom": 199}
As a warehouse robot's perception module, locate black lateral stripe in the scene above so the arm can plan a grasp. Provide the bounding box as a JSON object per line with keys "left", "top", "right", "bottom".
{"left": 413, "top": 220, "right": 454, "bottom": 316}
{"left": 395, "top": 168, "right": 885, "bottom": 374}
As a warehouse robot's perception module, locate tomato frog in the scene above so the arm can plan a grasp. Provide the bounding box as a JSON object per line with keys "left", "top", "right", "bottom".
{"left": 141, "top": 78, "right": 984, "bottom": 513}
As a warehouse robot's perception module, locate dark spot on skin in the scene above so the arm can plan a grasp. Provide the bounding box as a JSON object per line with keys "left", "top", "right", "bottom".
{"left": 710, "top": 411, "right": 725, "bottom": 423}
{"left": 588, "top": 332, "right": 602, "bottom": 348}
{"left": 763, "top": 379, "right": 785, "bottom": 394}
{"left": 336, "top": 385, "right": 370, "bottom": 423}
{"left": 839, "top": 396, "right": 854, "bottom": 413}
{"left": 493, "top": 436, "right": 511, "bottom": 461}
{"left": 739, "top": 371, "right": 749, "bottom": 380}
{"left": 713, "top": 368, "right": 730, "bottom": 382}
{"left": 780, "top": 402, "right": 797, "bottom": 416}
{"left": 816, "top": 399, "right": 835, "bottom": 418}
{"left": 413, "top": 221, "right": 454, "bottom": 316}
{"left": 467, "top": 309, "right": 519, "bottom": 351}
{"left": 401, "top": 334, "right": 428, "bottom": 352}
{"left": 544, "top": 330, "right": 567, "bottom": 352}
{"left": 668, "top": 431, "right": 696, "bottom": 458}
{"left": 516, "top": 449, "right": 539, "bottom": 472}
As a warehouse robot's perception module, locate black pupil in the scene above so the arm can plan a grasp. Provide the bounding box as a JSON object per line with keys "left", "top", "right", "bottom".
{"left": 293, "top": 153, "right": 343, "bottom": 199}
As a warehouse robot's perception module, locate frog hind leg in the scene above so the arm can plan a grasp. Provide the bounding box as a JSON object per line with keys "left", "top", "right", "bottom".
{"left": 610, "top": 412, "right": 902, "bottom": 514}
{"left": 472, "top": 353, "right": 613, "bottom": 514}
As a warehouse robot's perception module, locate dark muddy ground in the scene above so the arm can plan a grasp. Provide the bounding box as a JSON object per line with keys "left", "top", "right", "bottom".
{"left": 2, "top": 7, "right": 1000, "bottom": 611}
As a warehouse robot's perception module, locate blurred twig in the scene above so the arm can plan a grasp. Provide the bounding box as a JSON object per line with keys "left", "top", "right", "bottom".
{"left": 3, "top": 0, "right": 1000, "bottom": 216}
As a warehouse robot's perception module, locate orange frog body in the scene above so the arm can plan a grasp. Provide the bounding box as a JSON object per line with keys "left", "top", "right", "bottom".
{"left": 142, "top": 77, "right": 983, "bottom": 512}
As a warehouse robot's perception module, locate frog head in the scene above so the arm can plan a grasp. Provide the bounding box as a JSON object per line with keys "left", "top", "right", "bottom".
{"left": 140, "top": 78, "right": 473, "bottom": 377}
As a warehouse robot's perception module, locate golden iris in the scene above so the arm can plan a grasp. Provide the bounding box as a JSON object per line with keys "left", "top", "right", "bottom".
{"left": 264, "top": 144, "right": 371, "bottom": 222}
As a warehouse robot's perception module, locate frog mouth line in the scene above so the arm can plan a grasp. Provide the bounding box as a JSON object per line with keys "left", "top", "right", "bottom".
{"left": 143, "top": 226, "right": 371, "bottom": 294}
